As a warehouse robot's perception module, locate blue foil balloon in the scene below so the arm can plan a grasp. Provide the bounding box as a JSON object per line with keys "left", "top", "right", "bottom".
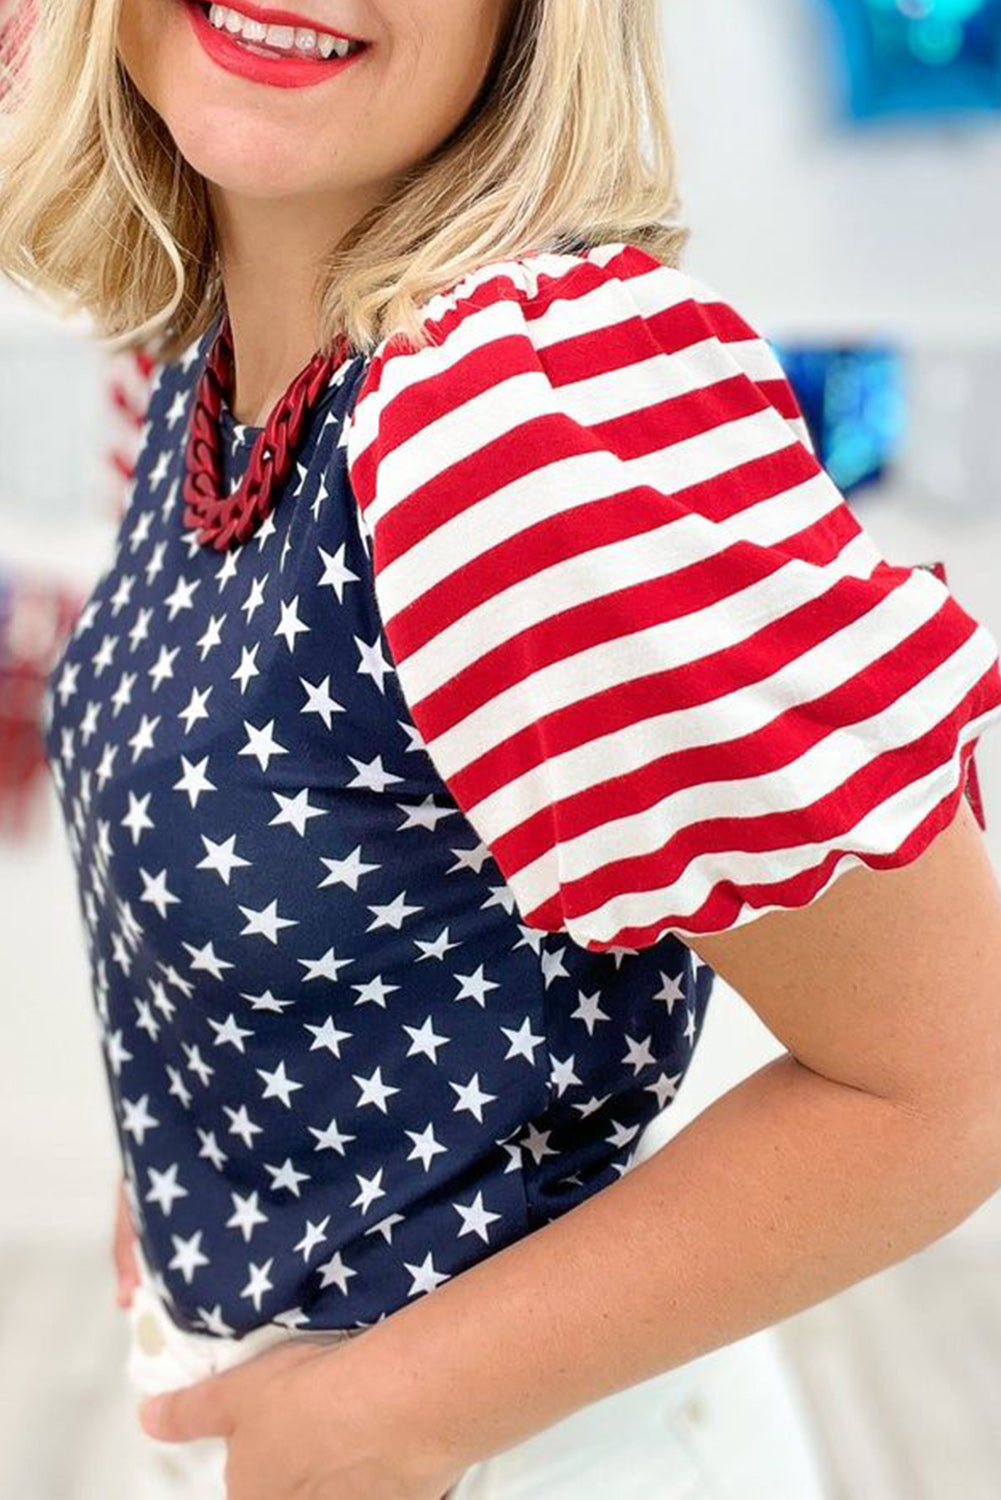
{"left": 769, "top": 343, "right": 907, "bottom": 497}
{"left": 821, "top": 0, "right": 1001, "bottom": 119}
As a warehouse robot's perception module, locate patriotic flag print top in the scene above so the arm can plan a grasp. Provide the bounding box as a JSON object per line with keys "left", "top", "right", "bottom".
{"left": 43, "top": 240, "right": 1001, "bottom": 1336}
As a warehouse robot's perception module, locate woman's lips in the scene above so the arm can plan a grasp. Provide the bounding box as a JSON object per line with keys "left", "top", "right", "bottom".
{"left": 197, "top": 0, "right": 369, "bottom": 46}
{"left": 183, "top": 0, "right": 371, "bottom": 89}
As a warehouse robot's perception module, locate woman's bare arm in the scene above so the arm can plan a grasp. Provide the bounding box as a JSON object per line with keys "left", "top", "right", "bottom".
{"left": 320, "top": 794, "right": 1001, "bottom": 1476}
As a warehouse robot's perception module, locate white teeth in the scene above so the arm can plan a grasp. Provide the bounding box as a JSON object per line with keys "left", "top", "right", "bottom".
{"left": 205, "top": 5, "right": 362, "bottom": 60}
{"left": 263, "top": 22, "right": 294, "bottom": 47}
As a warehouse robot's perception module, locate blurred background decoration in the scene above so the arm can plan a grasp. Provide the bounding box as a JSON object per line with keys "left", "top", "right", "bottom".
{"left": 0, "top": 0, "right": 34, "bottom": 95}
{"left": 0, "top": 564, "right": 83, "bottom": 837}
{"left": 770, "top": 341, "right": 908, "bottom": 494}
{"left": 2, "top": 1, "right": 1001, "bottom": 1498}
{"left": 820, "top": 0, "right": 1001, "bottom": 121}
{"left": 0, "top": 326, "right": 154, "bottom": 835}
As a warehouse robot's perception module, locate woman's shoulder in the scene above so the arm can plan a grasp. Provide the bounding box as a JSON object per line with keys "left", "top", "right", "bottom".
{"left": 350, "top": 238, "right": 763, "bottom": 393}
{"left": 378, "top": 238, "right": 731, "bottom": 336}
{"left": 344, "top": 235, "right": 814, "bottom": 535}
{"left": 345, "top": 235, "right": 815, "bottom": 470}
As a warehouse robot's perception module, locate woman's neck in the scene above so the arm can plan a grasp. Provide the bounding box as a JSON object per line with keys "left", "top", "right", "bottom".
{"left": 208, "top": 181, "right": 384, "bottom": 426}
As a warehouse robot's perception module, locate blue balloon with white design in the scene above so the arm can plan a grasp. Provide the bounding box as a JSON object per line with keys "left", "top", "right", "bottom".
{"left": 821, "top": 0, "right": 1001, "bottom": 119}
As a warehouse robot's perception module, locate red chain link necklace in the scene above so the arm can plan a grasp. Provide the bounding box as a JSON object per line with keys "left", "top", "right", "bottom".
{"left": 181, "top": 310, "right": 350, "bottom": 552}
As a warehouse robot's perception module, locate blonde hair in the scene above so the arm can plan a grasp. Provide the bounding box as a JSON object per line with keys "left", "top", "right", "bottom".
{"left": 0, "top": 0, "right": 689, "bottom": 363}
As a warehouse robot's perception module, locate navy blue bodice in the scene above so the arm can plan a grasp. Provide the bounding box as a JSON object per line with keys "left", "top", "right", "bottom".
{"left": 43, "top": 317, "right": 714, "bottom": 1335}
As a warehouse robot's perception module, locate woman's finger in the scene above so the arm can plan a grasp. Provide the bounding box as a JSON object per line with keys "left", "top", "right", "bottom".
{"left": 113, "top": 1177, "right": 140, "bottom": 1308}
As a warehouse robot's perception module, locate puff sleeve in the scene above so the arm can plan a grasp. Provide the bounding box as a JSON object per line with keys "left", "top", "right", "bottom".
{"left": 345, "top": 240, "right": 1001, "bottom": 952}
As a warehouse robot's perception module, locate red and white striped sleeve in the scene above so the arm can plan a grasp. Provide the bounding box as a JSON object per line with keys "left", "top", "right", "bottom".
{"left": 345, "top": 239, "right": 1001, "bottom": 953}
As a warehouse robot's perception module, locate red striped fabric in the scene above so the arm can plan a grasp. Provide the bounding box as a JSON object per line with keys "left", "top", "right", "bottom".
{"left": 346, "top": 240, "right": 1001, "bottom": 951}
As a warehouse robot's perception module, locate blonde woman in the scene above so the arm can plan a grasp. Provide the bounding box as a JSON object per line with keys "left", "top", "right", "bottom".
{"left": 4, "top": 2, "right": 1001, "bottom": 1498}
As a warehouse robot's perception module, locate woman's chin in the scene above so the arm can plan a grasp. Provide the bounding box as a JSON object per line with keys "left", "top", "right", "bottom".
{"left": 167, "top": 125, "right": 317, "bottom": 200}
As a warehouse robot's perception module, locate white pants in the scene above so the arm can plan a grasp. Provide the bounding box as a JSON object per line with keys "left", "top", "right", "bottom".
{"left": 126, "top": 1247, "right": 833, "bottom": 1500}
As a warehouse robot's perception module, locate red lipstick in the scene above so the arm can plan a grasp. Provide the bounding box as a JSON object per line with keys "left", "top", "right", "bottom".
{"left": 183, "top": 0, "right": 370, "bottom": 90}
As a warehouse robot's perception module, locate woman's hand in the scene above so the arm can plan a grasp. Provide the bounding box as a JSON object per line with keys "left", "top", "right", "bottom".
{"left": 113, "top": 1174, "right": 140, "bottom": 1309}
{"left": 137, "top": 1336, "right": 464, "bottom": 1500}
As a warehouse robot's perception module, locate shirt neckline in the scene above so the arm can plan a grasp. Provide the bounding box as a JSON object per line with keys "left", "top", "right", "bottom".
{"left": 217, "top": 397, "right": 264, "bottom": 448}
{"left": 206, "top": 311, "right": 359, "bottom": 450}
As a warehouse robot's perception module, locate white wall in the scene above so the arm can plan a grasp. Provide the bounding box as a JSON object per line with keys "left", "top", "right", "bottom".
{"left": 660, "top": 0, "right": 1001, "bottom": 343}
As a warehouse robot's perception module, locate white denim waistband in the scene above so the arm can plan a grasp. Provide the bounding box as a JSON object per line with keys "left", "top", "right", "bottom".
{"left": 127, "top": 1241, "right": 369, "bottom": 1398}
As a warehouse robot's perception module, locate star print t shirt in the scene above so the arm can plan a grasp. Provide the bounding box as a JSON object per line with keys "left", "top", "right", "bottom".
{"left": 42, "top": 239, "right": 1001, "bottom": 1336}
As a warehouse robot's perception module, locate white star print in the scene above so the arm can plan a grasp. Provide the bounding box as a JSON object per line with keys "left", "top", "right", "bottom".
{"left": 316, "top": 541, "right": 359, "bottom": 601}
{"left": 183, "top": 939, "right": 235, "bottom": 981}
{"left": 345, "top": 753, "right": 403, "bottom": 794}
{"left": 179, "top": 684, "right": 213, "bottom": 733}
{"left": 238, "top": 899, "right": 299, "bottom": 944}
{"left": 622, "top": 1033, "right": 657, "bottom": 1076}
{"left": 299, "top": 673, "right": 345, "bottom": 729}
{"left": 405, "top": 1123, "right": 448, "bottom": 1172}
{"left": 265, "top": 1158, "right": 311, "bottom": 1197}
{"left": 316, "top": 1250, "right": 356, "bottom": 1295}
{"left": 450, "top": 1072, "right": 497, "bottom": 1123}
{"left": 241, "top": 1258, "right": 275, "bottom": 1311}
{"left": 139, "top": 867, "right": 181, "bottom": 919}
{"left": 413, "top": 927, "right": 462, "bottom": 962}
{"left": 354, "top": 633, "right": 393, "bottom": 693}
{"left": 396, "top": 796, "right": 456, "bottom": 833}
{"left": 146, "top": 1163, "right": 188, "bottom": 1216}
{"left": 196, "top": 833, "right": 252, "bottom": 885}
{"left": 269, "top": 788, "right": 328, "bottom": 836}
{"left": 308, "top": 1117, "right": 356, "bottom": 1155}
{"left": 208, "top": 1013, "right": 254, "bottom": 1053}
{"left": 353, "top": 1066, "right": 400, "bottom": 1113}
{"left": 224, "top": 1104, "right": 264, "bottom": 1149}
{"left": 570, "top": 989, "right": 611, "bottom": 1034}
{"left": 365, "top": 890, "right": 423, "bottom": 932}
{"left": 257, "top": 1060, "right": 304, "bottom": 1106}
{"left": 173, "top": 754, "right": 217, "bottom": 808}
{"left": 653, "top": 970, "right": 686, "bottom": 1014}
{"left": 452, "top": 961, "right": 501, "bottom": 1008}
{"left": 239, "top": 718, "right": 288, "bottom": 772}
{"left": 294, "top": 1216, "right": 330, "bottom": 1261}
{"left": 303, "top": 1015, "right": 351, "bottom": 1057}
{"left": 645, "top": 1070, "right": 684, "bottom": 1110}
{"left": 149, "top": 644, "right": 181, "bottom": 690}
{"left": 231, "top": 644, "right": 261, "bottom": 694}
{"left": 403, "top": 1016, "right": 450, "bottom": 1064}
{"left": 169, "top": 1230, "right": 210, "bottom": 1283}
{"left": 403, "top": 1252, "right": 449, "bottom": 1297}
{"left": 351, "top": 1168, "right": 386, "bottom": 1213}
{"left": 121, "top": 1094, "right": 159, "bottom": 1145}
{"left": 454, "top": 1191, "right": 501, "bottom": 1243}
{"left": 549, "top": 1053, "right": 582, "bottom": 1096}
{"left": 121, "top": 791, "right": 154, "bottom": 845}
{"left": 318, "top": 846, "right": 378, "bottom": 891}
{"left": 226, "top": 1190, "right": 268, "bottom": 1242}
{"left": 352, "top": 975, "right": 399, "bottom": 1008}
{"left": 298, "top": 946, "right": 354, "bottom": 983}
{"left": 275, "top": 595, "right": 311, "bottom": 652}
{"left": 500, "top": 1017, "right": 545, "bottom": 1066}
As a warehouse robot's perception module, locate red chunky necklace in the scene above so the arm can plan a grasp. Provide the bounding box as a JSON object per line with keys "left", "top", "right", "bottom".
{"left": 181, "top": 311, "right": 350, "bottom": 552}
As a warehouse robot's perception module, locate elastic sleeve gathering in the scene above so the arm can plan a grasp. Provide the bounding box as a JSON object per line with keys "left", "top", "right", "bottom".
{"left": 345, "top": 240, "right": 1001, "bottom": 952}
